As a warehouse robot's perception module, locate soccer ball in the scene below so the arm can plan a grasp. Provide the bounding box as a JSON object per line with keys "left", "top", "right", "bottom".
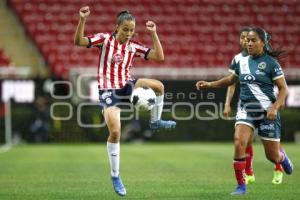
{"left": 130, "top": 87, "right": 156, "bottom": 111}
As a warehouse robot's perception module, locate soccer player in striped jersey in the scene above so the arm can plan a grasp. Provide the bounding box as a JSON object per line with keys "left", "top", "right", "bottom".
{"left": 196, "top": 27, "right": 293, "bottom": 195}
{"left": 74, "top": 6, "right": 176, "bottom": 196}
{"left": 225, "top": 28, "right": 284, "bottom": 185}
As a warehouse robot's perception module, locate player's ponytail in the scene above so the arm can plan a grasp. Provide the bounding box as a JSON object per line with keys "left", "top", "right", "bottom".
{"left": 112, "top": 10, "right": 136, "bottom": 38}
{"left": 251, "top": 27, "right": 287, "bottom": 62}
{"left": 116, "top": 10, "right": 135, "bottom": 25}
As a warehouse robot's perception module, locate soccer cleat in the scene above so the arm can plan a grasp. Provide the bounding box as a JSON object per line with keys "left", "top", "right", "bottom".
{"left": 111, "top": 176, "right": 126, "bottom": 196}
{"left": 245, "top": 174, "right": 255, "bottom": 185}
{"left": 280, "top": 153, "right": 293, "bottom": 175}
{"left": 230, "top": 184, "right": 246, "bottom": 195}
{"left": 272, "top": 170, "right": 283, "bottom": 184}
{"left": 149, "top": 120, "right": 176, "bottom": 130}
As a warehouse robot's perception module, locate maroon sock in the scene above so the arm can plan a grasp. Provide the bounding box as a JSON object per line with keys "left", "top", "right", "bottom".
{"left": 274, "top": 163, "right": 284, "bottom": 172}
{"left": 245, "top": 146, "right": 254, "bottom": 175}
{"left": 233, "top": 159, "right": 246, "bottom": 185}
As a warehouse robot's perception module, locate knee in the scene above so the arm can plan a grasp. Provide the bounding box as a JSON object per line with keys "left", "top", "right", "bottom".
{"left": 155, "top": 81, "right": 164, "bottom": 95}
{"left": 109, "top": 129, "right": 121, "bottom": 142}
{"left": 234, "top": 137, "right": 247, "bottom": 151}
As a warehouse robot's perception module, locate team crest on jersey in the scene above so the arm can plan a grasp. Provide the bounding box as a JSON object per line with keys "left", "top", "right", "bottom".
{"left": 127, "top": 45, "right": 132, "bottom": 52}
{"left": 112, "top": 53, "right": 124, "bottom": 65}
{"left": 258, "top": 62, "right": 266, "bottom": 70}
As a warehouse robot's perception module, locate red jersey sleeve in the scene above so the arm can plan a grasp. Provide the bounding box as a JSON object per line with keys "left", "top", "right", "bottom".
{"left": 87, "top": 33, "right": 110, "bottom": 48}
{"left": 131, "top": 41, "right": 151, "bottom": 60}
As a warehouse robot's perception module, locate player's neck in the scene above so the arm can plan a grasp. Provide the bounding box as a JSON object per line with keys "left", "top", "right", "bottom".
{"left": 241, "top": 49, "right": 248, "bottom": 56}
{"left": 251, "top": 52, "right": 265, "bottom": 59}
{"left": 114, "top": 34, "right": 128, "bottom": 45}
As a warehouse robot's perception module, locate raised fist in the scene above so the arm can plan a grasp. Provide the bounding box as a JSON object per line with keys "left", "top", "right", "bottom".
{"left": 79, "top": 6, "right": 90, "bottom": 19}
{"left": 146, "top": 21, "right": 156, "bottom": 33}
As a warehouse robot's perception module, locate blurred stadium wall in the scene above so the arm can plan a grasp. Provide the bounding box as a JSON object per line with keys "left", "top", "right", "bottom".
{"left": 0, "top": 0, "right": 300, "bottom": 143}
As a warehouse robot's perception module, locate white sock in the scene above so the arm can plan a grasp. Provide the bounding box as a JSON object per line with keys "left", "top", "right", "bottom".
{"left": 107, "top": 142, "right": 120, "bottom": 177}
{"left": 150, "top": 95, "right": 164, "bottom": 123}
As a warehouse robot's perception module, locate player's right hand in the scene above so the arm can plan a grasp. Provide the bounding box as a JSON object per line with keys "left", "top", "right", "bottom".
{"left": 266, "top": 106, "right": 278, "bottom": 120}
{"left": 223, "top": 104, "right": 231, "bottom": 118}
{"left": 196, "top": 81, "right": 211, "bottom": 90}
{"left": 79, "top": 6, "right": 90, "bottom": 19}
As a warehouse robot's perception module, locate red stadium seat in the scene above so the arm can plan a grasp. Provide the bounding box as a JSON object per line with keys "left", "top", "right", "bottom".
{"left": 8, "top": 0, "right": 300, "bottom": 77}
{"left": 0, "top": 49, "right": 12, "bottom": 67}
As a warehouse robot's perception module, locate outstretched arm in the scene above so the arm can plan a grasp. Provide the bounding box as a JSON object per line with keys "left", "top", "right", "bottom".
{"left": 196, "top": 74, "right": 238, "bottom": 90}
{"left": 74, "top": 6, "right": 90, "bottom": 46}
{"left": 145, "top": 21, "right": 164, "bottom": 61}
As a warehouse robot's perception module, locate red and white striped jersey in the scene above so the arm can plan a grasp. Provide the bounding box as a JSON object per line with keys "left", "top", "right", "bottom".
{"left": 87, "top": 33, "right": 150, "bottom": 89}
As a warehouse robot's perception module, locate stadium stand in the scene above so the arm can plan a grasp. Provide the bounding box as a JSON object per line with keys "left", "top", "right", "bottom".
{"left": 7, "top": 0, "right": 300, "bottom": 78}
{"left": 0, "top": 49, "right": 12, "bottom": 67}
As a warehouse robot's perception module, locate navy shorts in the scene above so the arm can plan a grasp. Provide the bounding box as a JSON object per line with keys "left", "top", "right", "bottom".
{"left": 99, "top": 79, "right": 137, "bottom": 108}
{"left": 235, "top": 104, "right": 281, "bottom": 141}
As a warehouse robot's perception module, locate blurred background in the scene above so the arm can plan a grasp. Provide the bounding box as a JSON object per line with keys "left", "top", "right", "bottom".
{"left": 1, "top": 0, "right": 300, "bottom": 145}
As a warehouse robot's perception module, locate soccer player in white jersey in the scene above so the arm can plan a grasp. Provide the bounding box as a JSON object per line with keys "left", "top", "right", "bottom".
{"left": 196, "top": 27, "right": 293, "bottom": 195}
{"left": 225, "top": 28, "right": 284, "bottom": 185}
{"left": 74, "top": 6, "right": 176, "bottom": 196}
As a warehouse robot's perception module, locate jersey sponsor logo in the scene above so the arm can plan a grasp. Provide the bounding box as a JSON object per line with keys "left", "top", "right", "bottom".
{"left": 255, "top": 69, "right": 266, "bottom": 75}
{"left": 258, "top": 62, "right": 267, "bottom": 70}
{"left": 244, "top": 74, "right": 256, "bottom": 82}
{"left": 112, "top": 53, "right": 124, "bottom": 65}
{"left": 260, "top": 123, "right": 275, "bottom": 131}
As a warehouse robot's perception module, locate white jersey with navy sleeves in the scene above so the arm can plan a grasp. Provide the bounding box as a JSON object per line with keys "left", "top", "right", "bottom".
{"left": 228, "top": 50, "right": 249, "bottom": 75}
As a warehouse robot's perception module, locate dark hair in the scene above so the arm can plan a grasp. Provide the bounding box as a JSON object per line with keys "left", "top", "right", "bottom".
{"left": 250, "top": 27, "right": 287, "bottom": 61}
{"left": 116, "top": 10, "right": 135, "bottom": 25}
{"left": 239, "top": 27, "right": 251, "bottom": 36}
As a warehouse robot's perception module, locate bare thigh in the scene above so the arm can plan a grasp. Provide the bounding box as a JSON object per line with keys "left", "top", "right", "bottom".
{"left": 135, "top": 78, "right": 164, "bottom": 95}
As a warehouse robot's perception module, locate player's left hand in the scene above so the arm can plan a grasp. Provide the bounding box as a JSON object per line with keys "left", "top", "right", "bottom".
{"left": 146, "top": 21, "right": 156, "bottom": 33}
{"left": 267, "top": 106, "right": 278, "bottom": 120}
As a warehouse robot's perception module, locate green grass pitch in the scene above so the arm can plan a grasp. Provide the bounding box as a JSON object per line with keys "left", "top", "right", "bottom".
{"left": 0, "top": 143, "right": 299, "bottom": 200}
